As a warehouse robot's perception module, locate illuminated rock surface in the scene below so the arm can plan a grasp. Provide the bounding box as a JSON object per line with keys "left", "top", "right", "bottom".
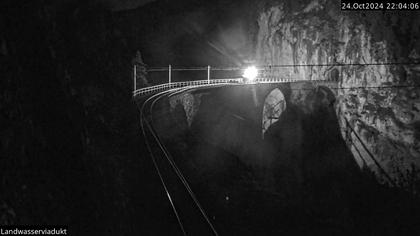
{"left": 255, "top": 0, "right": 420, "bottom": 189}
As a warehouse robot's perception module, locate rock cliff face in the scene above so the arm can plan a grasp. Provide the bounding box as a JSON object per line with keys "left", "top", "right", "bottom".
{"left": 0, "top": 1, "right": 145, "bottom": 234}
{"left": 255, "top": 0, "right": 420, "bottom": 190}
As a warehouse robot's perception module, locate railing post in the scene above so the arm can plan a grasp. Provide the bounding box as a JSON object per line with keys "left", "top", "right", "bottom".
{"left": 207, "top": 65, "right": 210, "bottom": 84}
{"left": 133, "top": 64, "right": 137, "bottom": 92}
{"left": 169, "top": 64, "right": 172, "bottom": 84}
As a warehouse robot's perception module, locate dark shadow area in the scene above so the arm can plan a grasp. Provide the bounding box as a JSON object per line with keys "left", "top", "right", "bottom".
{"left": 0, "top": 1, "right": 163, "bottom": 235}
{"left": 153, "top": 85, "right": 420, "bottom": 235}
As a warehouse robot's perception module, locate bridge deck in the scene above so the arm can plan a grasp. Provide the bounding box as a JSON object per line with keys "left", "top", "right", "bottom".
{"left": 133, "top": 78, "right": 338, "bottom": 97}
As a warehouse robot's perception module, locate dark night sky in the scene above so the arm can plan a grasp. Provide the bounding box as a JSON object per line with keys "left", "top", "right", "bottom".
{"left": 118, "top": 0, "right": 258, "bottom": 68}
{"left": 50, "top": 0, "right": 157, "bottom": 11}
{"left": 105, "top": 0, "right": 156, "bottom": 11}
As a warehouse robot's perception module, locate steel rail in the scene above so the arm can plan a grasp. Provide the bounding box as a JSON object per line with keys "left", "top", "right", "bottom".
{"left": 148, "top": 83, "right": 242, "bottom": 235}
{"left": 148, "top": 85, "right": 223, "bottom": 236}
{"left": 140, "top": 90, "right": 187, "bottom": 236}
{"left": 140, "top": 85, "right": 227, "bottom": 235}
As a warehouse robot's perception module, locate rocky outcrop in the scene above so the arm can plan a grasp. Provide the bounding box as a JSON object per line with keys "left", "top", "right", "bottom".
{"left": 169, "top": 92, "right": 203, "bottom": 127}
{"left": 255, "top": 0, "right": 420, "bottom": 190}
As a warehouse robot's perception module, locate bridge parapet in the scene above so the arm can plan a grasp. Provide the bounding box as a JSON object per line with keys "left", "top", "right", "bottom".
{"left": 133, "top": 77, "right": 338, "bottom": 97}
{"left": 133, "top": 78, "right": 242, "bottom": 97}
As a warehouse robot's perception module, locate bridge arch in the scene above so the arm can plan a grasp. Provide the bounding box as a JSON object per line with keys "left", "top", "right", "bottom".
{"left": 262, "top": 88, "right": 287, "bottom": 138}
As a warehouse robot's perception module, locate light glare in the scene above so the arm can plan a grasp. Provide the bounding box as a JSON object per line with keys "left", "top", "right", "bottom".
{"left": 243, "top": 66, "right": 258, "bottom": 81}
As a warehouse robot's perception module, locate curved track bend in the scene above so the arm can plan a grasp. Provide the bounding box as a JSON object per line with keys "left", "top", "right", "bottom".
{"left": 139, "top": 84, "right": 237, "bottom": 235}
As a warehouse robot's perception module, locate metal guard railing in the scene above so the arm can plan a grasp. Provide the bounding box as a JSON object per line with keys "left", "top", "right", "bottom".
{"left": 133, "top": 77, "right": 337, "bottom": 97}
{"left": 133, "top": 78, "right": 242, "bottom": 97}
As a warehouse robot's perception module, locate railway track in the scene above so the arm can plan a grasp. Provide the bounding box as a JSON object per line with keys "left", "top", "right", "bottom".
{"left": 139, "top": 86, "right": 223, "bottom": 236}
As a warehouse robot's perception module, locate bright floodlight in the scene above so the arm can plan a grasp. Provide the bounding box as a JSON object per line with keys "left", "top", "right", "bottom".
{"left": 243, "top": 66, "right": 258, "bottom": 81}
